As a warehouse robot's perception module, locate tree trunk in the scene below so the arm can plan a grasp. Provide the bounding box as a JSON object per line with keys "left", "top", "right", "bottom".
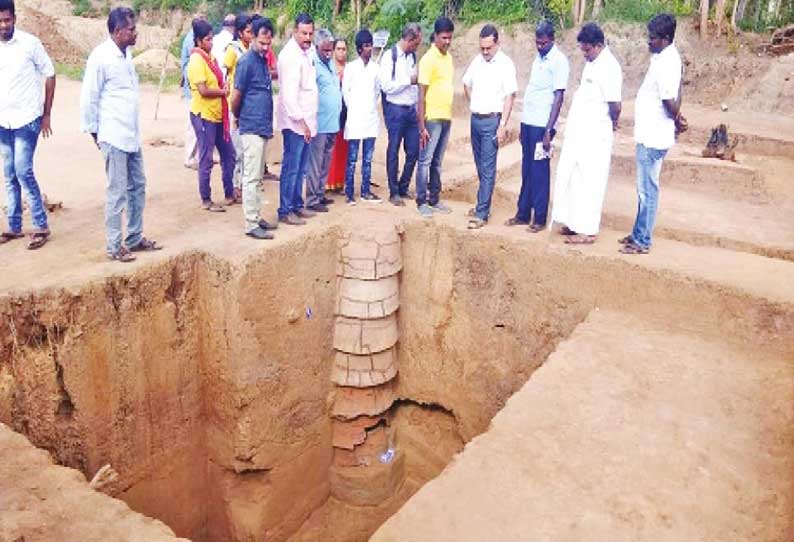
{"left": 578, "top": 0, "right": 588, "bottom": 23}
{"left": 572, "top": 0, "right": 581, "bottom": 25}
{"left": 735, "top": 0, "right": 749, "bottom": 21}
{"left": 334, "top": 0, "right": 342, "bottom": 16}
{"left": 592, "top": 0, "right": 603, "bottom": 18}
{"left": 355, "top": 0, "right": 361, "bottom": 29}
{"left": 731, "top": 0, "right": 740, "bottom": 28}
{"left": 715, "top": 0, "right": 726, "bottom": 35}
{"left": 700, "top": 0, "right": 710, "bottom": 39}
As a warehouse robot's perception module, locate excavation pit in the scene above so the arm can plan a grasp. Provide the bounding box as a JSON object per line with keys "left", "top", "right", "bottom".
{"left": 1, "top": 212, "right": 793, "bottom": 542}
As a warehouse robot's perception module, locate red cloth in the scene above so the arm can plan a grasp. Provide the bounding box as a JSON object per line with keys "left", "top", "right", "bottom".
{"left": 326, "top": 131, "right": 347, "bottom": 190}
{"left": 266, "top": 48, "right": 276, "bottom": 71}
{"left": 192, "top": 47, "right": 230, "bottom": 141}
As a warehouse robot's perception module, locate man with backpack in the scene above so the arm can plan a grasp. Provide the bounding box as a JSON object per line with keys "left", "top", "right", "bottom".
{"left": 379, "top": 23, "right": 422, "bottom": 206}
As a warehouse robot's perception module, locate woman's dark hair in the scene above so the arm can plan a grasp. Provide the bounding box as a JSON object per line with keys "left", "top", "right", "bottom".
{"left": 577, "top": 22, "right": 604, "bottom": 46}
{"left": 0, "top": 0, "right": 15, "bottom": 16}
{"left": 252, "top": 17, "right": 274, "bottom": 37}
{"left": 355, "top": 28, "right": 373, "bottom": 54}
{"left": 434, "top": 16, "right": 454, "bottom": 34}
{"left": 234, "top": 13, "right": 252, "bottom": 40}
{"left": 107, "top": 6, "right": 135, "bottom": 34}
{"left": 193, "top": 19, "right": 213, "bottom": 45}
{"left": 648, "top": 13, "right": 676, "bottom": 42}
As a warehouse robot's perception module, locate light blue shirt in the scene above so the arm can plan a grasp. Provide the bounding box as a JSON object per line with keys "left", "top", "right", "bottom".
{"left": 522, "top": 44, "right": 570, "bottom": 128}
{"left": 314, "top": 51, "right": 342, "bottom": 134}
{"left": 80, "top": 39, "right": 141, "bottom": 153}
{"left": 180, "top": 30, "right": 193, "bottom": 99}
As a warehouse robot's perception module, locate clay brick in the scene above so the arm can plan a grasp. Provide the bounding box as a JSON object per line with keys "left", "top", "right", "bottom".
{"left": 331, "top": 382, "right": 396, "bottom": 419}
{"left": 332, "top": 415, "right": 385, "bottom": 450}
{"left": 336, "top": 228, "right": 402, "bottom": 280}
{"left": 332, "top": 425, "right": 390, "bottom": 467}
{"left": 333, "top": 314, "right": 398, "bottom": 355}
{"left": 335, "top": 276, "right": 400, "bottom": 319}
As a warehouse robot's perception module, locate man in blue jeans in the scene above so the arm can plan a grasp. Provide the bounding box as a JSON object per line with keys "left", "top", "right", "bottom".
{"left": 508, "top": 21, "right": 569, "bottom": 233}
{"left": 379, "top": 23, "right": 422, "bottom": 206}
{"left": 81, "top": 7, "right": 162, "bottom": 262}
{"left": 461, "top": 24, "right": 517, "bottom": 229}
{"left": 620, "top": 13, "right": 684, "bottom": 255}
{"left": 276, "top": 13, "right": 318, "bottom": 225}
{"left": 0, "top": 0, "right": 55, "bottom": 250}
{"left": 342, "top": 29, "right": 382, "bottom": 205}
{"left": 415, "top": 17, "right": 455, "bottom": 219}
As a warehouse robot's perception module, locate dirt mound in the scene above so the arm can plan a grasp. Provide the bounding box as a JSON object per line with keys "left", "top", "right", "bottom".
{"left": 728, "top": 52, "right": 794, "bottom": 114}
{"left": 16, "top": 3, "right": 83, "bottom": 64}
{"left": 133, "top": 49, "right": 180, "bottom": 73}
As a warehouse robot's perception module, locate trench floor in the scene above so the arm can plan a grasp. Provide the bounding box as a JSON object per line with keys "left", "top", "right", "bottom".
{"left": 372, "top": 309, "right": 794, "bottom": 542}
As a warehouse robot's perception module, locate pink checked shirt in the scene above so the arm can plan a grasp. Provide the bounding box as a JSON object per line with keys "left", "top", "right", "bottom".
{"left": 276, "top": 37, "right": 318, "bottom": 137}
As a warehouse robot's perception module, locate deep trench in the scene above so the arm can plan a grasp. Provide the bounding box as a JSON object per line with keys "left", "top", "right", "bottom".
{"left": 1, "top": 221, "right": 792, "bottom": 541}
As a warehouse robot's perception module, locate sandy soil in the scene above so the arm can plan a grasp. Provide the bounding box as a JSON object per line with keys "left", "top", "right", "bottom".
{"left": 372, "top": 309, "right": 794, "bottom": 542}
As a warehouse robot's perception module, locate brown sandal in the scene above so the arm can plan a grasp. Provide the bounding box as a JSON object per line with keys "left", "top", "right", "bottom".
{"left": 559, "top": 226, "right": 577, "bottom": 236}
{"left": 564, "top": 234, "right": 596, "bottom": 245}
{"left": 128, "top": 237, "right": 163, "bottom": 252}
{"left": 505, "top": 217, "right": 529, "bottom": 227}
{"left": 619, "top": 242, "right": 649, "bottom": 254}
{"left": 0, "top": 231, "right": 24, "bottom": 244}
{"left": 618, "top": 235, "right": 634, "bottom": 245}
{"left": 27, "top": 231, "right": 49, "bottom": 250}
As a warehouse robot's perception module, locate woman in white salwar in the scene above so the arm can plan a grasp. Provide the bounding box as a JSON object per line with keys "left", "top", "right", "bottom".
{"left": 551, "top": 22, "right": 622, "bottom": 244}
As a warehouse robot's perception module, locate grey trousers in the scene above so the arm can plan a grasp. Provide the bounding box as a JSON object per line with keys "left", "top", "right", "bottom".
{"left": 305, "top": 132, "right": 336, "bottom": 207}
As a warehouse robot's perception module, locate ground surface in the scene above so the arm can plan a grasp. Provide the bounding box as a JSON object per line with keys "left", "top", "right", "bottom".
{"left": 372, "top": 309, "right": 794, "bottom": 542}
{"left": 0, "top": 423, "right": 188, "bottom": 542}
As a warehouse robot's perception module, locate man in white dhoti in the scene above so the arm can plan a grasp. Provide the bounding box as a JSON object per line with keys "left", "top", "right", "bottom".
{"left": 551, "top": 22, "right": 622, "bottom": 244}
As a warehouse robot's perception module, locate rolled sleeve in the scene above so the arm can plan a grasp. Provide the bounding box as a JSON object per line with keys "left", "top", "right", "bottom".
{"left": 553, "top": 55, "right": 570, "bottom": 91}
{"left": 379, "top": 55, "right": 411, "bottom": 95}
{"left": 33, "top": 39, "right": 55, "bottom": 78}
{"left": 79, "top": 56, "right": 102, "bottom": 134}
{"left": 658, "top": 57, "right": 681, "bottom": 101}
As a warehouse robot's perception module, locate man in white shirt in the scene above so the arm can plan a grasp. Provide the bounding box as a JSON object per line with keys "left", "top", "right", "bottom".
{"left": 461, "top": 24, "right": 517, "bottom": 228}
{"left": 80, "top": 7, "right": 162, "bottom": 262}
{"left": 211, "top": 14, "right": 236, "bottom": 77}
{"left": 342, "top": 28, "right": 382, "bottom": 205}
{"left": 507, "top": 20, "right": 569, "bottom": 233}
{"left": 379, "top": 22, "right": 422, "bottom": 206}
{"left": 620, "top": 13, "right": 684, "bottom": 255}
{"left": 551, "top": 22, "right": 622, "bottom": 245}
{"left": 0, "top": 0, "right": 56, "bottom": 250}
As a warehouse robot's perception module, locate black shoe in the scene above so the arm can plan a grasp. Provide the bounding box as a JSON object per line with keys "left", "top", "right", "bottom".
{"left": 296, "top": 208, "right": 316, "bottom": 218}
{"left": 321, "top": 196, "right": 335, "bottom": 205}
{"left": 389, "top": 195, "right": 405, "bottom": 206}
{"left": 399, "top": 190, "right": 415, "bottom": 199}
{"left": 258, "top": 219, "right": 278, "bottom": 230}
{"left": 307, "top": 203, "right": 330, "bottom": 213}
{"left": 361, "top": 193, "right": 382, "bottom": 203}
{"left": 246, "top": 227, "right": 274, "bottom": 240}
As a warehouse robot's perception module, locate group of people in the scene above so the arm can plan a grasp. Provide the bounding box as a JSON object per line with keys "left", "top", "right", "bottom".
{"left": 0, "top": 0, "right": 684, "bottom": 261}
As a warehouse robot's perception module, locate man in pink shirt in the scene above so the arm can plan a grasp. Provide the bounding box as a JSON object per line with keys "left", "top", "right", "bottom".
{"left": 277, "top": 12, "right": 318, "bottom": 225}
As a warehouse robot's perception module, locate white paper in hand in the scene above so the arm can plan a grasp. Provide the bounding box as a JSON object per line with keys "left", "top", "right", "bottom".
{"left": 534, "top": 141, "right": 552, "bottom": 160}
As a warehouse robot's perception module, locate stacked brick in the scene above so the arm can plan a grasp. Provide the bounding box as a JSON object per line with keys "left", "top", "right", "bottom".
{"left": 329, "top": 227, "right": 405, "bottom": 506}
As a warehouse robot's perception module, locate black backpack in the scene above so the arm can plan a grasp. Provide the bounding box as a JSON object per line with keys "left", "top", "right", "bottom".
{"left": 381, "top": 45, "right": 417, "bottom": 110}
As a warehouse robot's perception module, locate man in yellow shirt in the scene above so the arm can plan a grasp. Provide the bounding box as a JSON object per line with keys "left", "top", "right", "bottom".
{"left": 415, "top": 16, "right": 455, "bottom": 219}
{"left": 224, "top": 13, "right": 253, "bottom": 201}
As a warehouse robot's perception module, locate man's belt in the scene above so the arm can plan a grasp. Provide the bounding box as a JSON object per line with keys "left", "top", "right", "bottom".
{"left": 472, "top": 112, "right": 501, "bottom": 119}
